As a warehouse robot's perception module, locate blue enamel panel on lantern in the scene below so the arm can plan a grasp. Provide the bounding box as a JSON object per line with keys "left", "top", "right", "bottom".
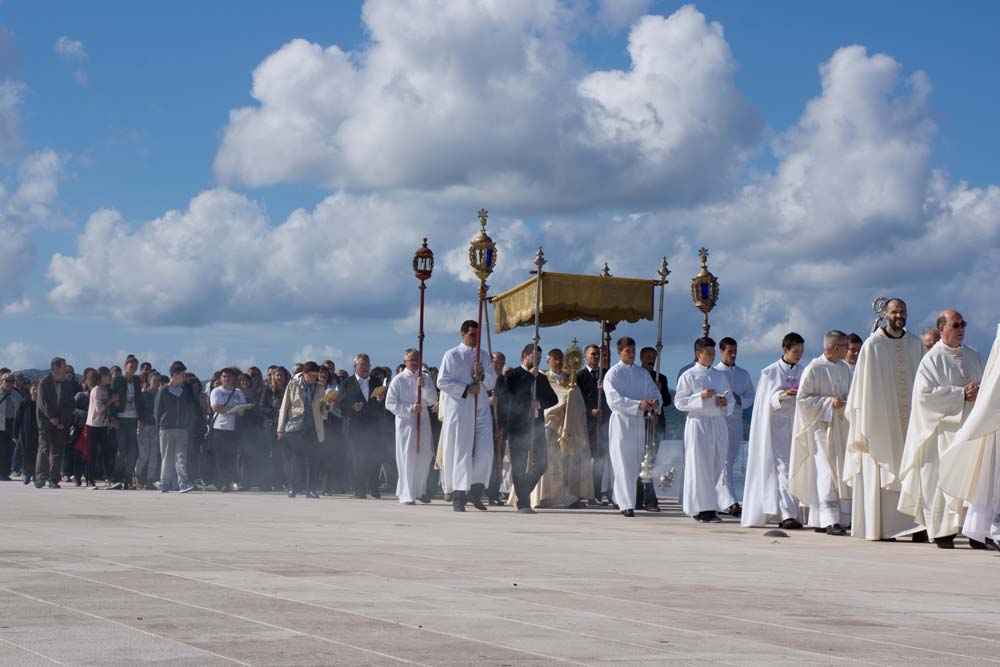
{"left": 486, "top": 248, "right": 494, "bottom": 267}
{"left": 700, "top": 284, "right": 709, "bottom": 299}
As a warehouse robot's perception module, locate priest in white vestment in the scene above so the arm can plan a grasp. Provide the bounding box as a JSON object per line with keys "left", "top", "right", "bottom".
{"left": 438, "top": 320, "right": 497, "bottom": 511}
{"left": 939, "top": 324, "right": 1000, "bottom": 549}
{"left": 713, "top": 337, "right": 754, "bottom": 514}
{"left": 898, "top": 310, "right": 985, "bottom": 547}
{"left": 386, "top": 349, "right": 439, "bottom": 505}
{"left": 844, "top": 298, "right": 923, "bottom": 541}
{"left": 742, "top": 332, "right": 805, "bottom": 529}
{"left": 530, "top": 349, "right": 594, "bottom": 508}
{"left": 676, "top": 337, "right": 734, "bottom": 522}
{"left": 789, "top": 331, "right": 852, "bottom": 535}
{"left": 603, "top": 336, "right": 661, "bottom": 517}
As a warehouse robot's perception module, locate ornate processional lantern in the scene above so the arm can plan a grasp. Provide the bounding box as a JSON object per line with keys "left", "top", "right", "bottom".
{"left": 468, "top": 209, "right": 497, "bottom": 455}
{"left": 412, "top": 238, "right": 434, "bottom": 454}
{"left": 690, "top": 247, "right": 719, "bottom": 337}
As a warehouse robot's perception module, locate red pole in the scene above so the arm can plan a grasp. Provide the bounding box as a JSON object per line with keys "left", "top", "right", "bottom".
{"left": 415, "top": 279, "right": 426, "bottom": 454}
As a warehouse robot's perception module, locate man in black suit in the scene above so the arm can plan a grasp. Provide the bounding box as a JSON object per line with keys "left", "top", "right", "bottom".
{"left": 35, "top": 357, "right": 76, "bottom": 488}
{"left": 486, "top": 351, "right": 508, "bottom": 505}
{"left": 503, "top": 344, "right": 558, "bottom": 514}
{"left": 339, "top": 353, "right": 386, "bottom": 498}
{"left": 636, "top": 346, "right": 672, "bottom": 512}
{"left": 576, "top": 344, "right": 609, "bottom": 504}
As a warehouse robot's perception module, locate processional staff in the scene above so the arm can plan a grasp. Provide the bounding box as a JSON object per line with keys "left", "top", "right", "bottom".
{"left": 690, "top": 247, "right": 719, "bottom": 337}
{"left": 594, "top": 263, "right": 613, "bottom": 456}
{"left": 412, "top": 239, "right": 434, "bottom": 455}
{"left": 526, "top": 246, "right": 546, "bottom": 473}
{"left": 468, "top": 209, "right": 497, "bottom": 456}
{"left": 640, "top": 257, "right": 670, "bottom": 483}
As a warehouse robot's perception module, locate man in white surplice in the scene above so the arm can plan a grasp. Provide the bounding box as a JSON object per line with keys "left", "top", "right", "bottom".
{"left": 939, "top": 323, "right": 1000, "bottom": 551}
{"left": 676, "top": 336, "right": 734, "bottom": 522}
{"left": 602, "top": 336, "right": 660, "bottom": 518}
{"left": 742, "top": 332, "right": 805, "bottom": 529}
{"left": 438, "top": 320, "right": 497, "bottom": 512}
{"left": 789, "top": 330, "right": 852, "bottom": 535}
{"left": 713, "top": 337, "right": 754, "bottom": 516}
{"left": 898, "top": 310, "right": 984, "bottom": 548}
{"left": 386, "top": 348, "right": 438, "bottom": 505}
{"left": 844, "top": 298, "right": 923, "bottom": 541}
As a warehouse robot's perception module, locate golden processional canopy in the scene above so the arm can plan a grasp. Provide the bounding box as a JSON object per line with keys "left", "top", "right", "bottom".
{"left": 491, "top": 271, "right": 657, "bottom": 333}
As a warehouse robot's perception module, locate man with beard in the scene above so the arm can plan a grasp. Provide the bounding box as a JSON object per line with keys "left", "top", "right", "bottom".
{"left": 845, "top": 298, "right": 924, "bottom": 541}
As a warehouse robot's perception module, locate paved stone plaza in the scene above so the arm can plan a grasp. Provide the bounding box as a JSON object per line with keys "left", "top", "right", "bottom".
{"left": 0, "top": 484, "right": 997, "bottom": 666}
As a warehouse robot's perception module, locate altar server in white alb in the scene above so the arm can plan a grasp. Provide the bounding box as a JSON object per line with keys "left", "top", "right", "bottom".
{"left": 675, "top": 337, "right": 734, "bottom": 523}
{"left": 602, "top": 336, "right": 661, "bottom": 517}
{"left": 438, "top": 320, "right": 497, "bottom": 512}
{"left": 742, "top": 332, "right": 805, "bottom": 529}
{"left": 844, "top": 298, "right": 923, "bottom": 541}
{"left": 386, "top": 348, "right": 438, "bottom": 505}
{"left": 939, "top": 323, "right": 1000, "bottom": 551}
{"left": 713, "top": 337, "right": 754, "bottom": 515}
{"left": 898, "top": 310, "right": 985, "bottom": 548}
{"left": 789, "top": 330, "right": 852, "bottom": 535}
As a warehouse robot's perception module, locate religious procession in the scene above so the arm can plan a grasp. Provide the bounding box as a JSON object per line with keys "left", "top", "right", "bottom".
{"left": 4, "top": 212, "right": 998, "bottom": 555}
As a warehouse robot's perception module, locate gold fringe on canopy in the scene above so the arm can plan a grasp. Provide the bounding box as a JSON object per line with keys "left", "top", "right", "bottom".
{"left": 492, "top": 272, "right": 656, "bottom": 333}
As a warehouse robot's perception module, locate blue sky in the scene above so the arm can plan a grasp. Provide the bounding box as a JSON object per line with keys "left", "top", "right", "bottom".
{"left": 1, "top": 0, "right": 999, "bottom": 378}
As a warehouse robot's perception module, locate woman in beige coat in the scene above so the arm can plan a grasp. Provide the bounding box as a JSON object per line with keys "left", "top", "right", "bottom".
{"left": 277, "top": 361, "right": 329, "bottom": 498}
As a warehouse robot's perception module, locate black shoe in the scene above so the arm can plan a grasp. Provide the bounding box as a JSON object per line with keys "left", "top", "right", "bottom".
{"left": 370, "top": 490, "right": 381, "bottom": 499}
{"left": 418, "top": 495, "right": 431, "bottom": 504}
{"left": 472, "top": 498, "right": 488, "bottom": 511}
{"left": 644, "top": 505, "right": 660, "bottom": 513}
{"left": 35, "top": 480, "right": 45, "bottom": 489}
{"left": 404, "top": 500, "right": 416, "bottom": 505}
{"left": 934, "top": 535, "right": 956, "bottom": 549}
{"left": 986, "top": 538, "right": 1000, "bottom": 552}
{"left": 911, "top": 529, "right": 929, "bottom": 543}
{"left": 453, "top": 491, "right": 467, "bottom": 512}
{"left": 288, "top": 490, "right": 296, "bottom": 498}
{"left": 568, "top": 500, "right": 586, "bottom": 509}
{"left": 726, "top": 502, "right": 743, "bottom": 517}
{"left": 814, "top": 527, "right": 827, "bottom": 533}
{"left": 47, "top": 480, "right": 60, "bottom": 489}
{"left": 969, "top": 538, "right": 988, "bottom": 550}
{"left": 74, "top": 477, "right": 82, "bottom": 487}
{"left": 826, "top": 524, "right": 847, "bottom": 536}
{"left": 351, "top": 493, "right": 366, "bottom": 499}
{"left": 517, "top": 507, "right": 537, "bottom": 514}
{"left": 622, "top": 508, "right": 635, "bottom": 517}
{"left": 702, "top": 511, "right": 723, "bottom": 523}
{"left": 22, "top": 477, "right": 31, "bottom": 485}
{"left": 779, "top": 518, "right": 803, "bottom": 530}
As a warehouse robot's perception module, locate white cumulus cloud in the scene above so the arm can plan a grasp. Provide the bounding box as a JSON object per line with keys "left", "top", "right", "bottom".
{"left": 214, "top": 1, "right": 760, "bottom": 213}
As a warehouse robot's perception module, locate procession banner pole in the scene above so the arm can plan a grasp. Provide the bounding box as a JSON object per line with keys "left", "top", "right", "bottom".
{"left": 527, "top": 246, "right": 546, "bottom": 474}
{"left": 482, "top": 299, "right": 502, "bottom": 460}
{"left": 594, "top": 263, "right": 611, "bottom": 469}
{"left": 412, "top": 239, "right": 434, "bottom": 455}
{"left": 640, "top": 258, "right": 670, "bottom": 483}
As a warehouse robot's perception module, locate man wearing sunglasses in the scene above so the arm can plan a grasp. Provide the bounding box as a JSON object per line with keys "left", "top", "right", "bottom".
{"left": 898, "top": 310, "right": 984, "bottom": 549}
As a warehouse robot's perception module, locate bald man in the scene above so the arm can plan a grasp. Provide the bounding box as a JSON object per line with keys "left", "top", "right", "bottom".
{"left": 899, "top": 310, "right": 984, "bottom": 548}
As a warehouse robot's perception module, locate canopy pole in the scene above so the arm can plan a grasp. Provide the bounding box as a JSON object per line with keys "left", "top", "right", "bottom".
{"left": 640, "top": 258, "right": 670, "bottom": 483}
{"left": 527, "top": 246, "right": 546, "bottom": 475}
{"left": 595, "top": 262, "right": 612, "bottom": 496}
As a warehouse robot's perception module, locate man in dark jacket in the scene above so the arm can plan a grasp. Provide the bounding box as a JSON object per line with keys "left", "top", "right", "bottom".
{"left": 35, "top": 357, "right": 76, "bottom": 488}
{"left": 0, "top": 373, "right": 23, "bottom": 480}
{"left": 13, "top": 381, "right": 39, "bottom": 485}
{"left": 502, "top": 344, "right": 558, "bottom": 514}
{"left": 112, "top": 355, "right": 144, "bottom": 489}
{"left": 636, "top": 346, "right": 672, "bottom": 512}
{"left": 154, "top": 361, "right": 198, "bottom": 493}
{"left": 576, "top": 344, "right": 609, "bottom": 504}
{"left": 339, "top": 353, "right": 387, "bottom": 498}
